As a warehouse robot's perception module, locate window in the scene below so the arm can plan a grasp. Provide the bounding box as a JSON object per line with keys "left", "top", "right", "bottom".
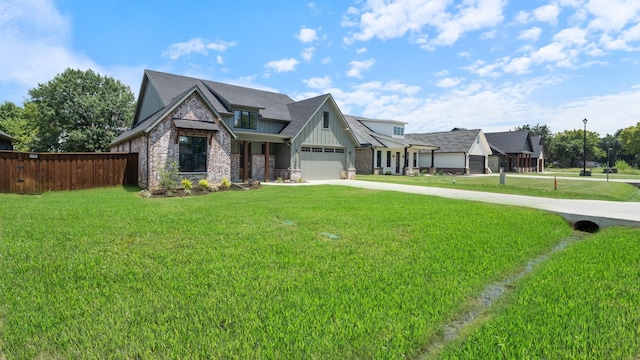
{"left": 301, "top": 146, "right": 311, "bottom": 152}
{"left": 312, "top": 147, "right": 323, "bottom": 153}
{"left": 413, "top": 153, "right": 417, "bottom": 167}
{"left": 323, "top": 111, "right": 329, "bottom": 129}
{"left": 335, "top": 148, "right": 345, "bottom": 153}
{"left": 393, "top": 126, "right": 404, "bottom": 136}
{"left": 386, "top": 151, "right": 391, "bottom": 167}
{"left": 324, "top": 148, "right": 334, "bottom": 153}
{"left": 179, "top": 136, "right": 207, "bottom": 172}
{"left": 376, "top": 150, "right": 382, "bottom": 167}
{"left": 234, "top": 110, "right": 258, "bottom": 130}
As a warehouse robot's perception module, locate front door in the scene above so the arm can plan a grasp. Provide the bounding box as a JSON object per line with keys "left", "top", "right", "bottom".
{"left": 395, "top": 151, "right": 400, "bottom": 174}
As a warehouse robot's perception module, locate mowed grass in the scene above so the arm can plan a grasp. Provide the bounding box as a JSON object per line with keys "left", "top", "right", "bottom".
{"left": 437, "top": 227, "right": 640, "bottom": 359}
{"left": 0, "top": 185, "right": 573, "bottom": 359}
{"left": 358, "top": 174, "right": 640, "bottom": 201}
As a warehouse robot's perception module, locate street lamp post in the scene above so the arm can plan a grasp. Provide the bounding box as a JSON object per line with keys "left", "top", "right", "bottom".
{"left": 607, "top": 147, "right": 612, "bottom": 182}
{"left": 581, "top": 118, "right": 588, "bottom": 176}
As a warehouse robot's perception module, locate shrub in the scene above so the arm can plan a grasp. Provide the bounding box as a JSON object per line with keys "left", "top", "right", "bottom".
{"left": 158, "top": 159, "right": 180, "bottom": 195}
{"left": 296, "top": 178, "right": 306, "bottom": 183}
{"left": 220, "top": 178, "right": 231, "bottom": 189}
{"left": 275, "top": 177, "right": 284, "bottom": 183}
{"left": 615, "top": 160, "right": 630, "bottom": 171}
{"left": 420, "top": 169, "right": 428, "bottom": 175}
{"left": 384, "top": 170, "right": 392, "bottom": 175}
{"left": 181, "top": 178, "right": 192, "bottom": 190}
{"left": 198, "top": 179, "right": 210, "bottom": 190}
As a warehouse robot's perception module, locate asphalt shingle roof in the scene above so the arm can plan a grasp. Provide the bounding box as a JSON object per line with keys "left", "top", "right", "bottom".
{"left": 0, "top": 129, "right": 16, "bottom": 142}
{"left": 281, "top": 94, "right": 329, "bottom": 138}
{"left": 485, "top": 131, "right": 533, "bottom": 154}
{"left": 406, "top": 128, "right": 481, "bottom": 153}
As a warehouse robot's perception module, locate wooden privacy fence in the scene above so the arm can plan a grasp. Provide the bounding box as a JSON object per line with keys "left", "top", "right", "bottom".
{"left": 0, "top": 151, "right": 138, "bottom": 194}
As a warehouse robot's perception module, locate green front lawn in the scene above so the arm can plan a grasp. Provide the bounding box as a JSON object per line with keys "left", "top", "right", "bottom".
{"left": 0, "top": 186, "right": 637, "bottom": 359}
{"left": 357, "top": 174, "right": 640, "bottom": 201}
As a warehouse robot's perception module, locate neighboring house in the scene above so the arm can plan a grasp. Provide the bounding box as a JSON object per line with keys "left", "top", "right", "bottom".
{"left": 405, "top": 128, "right": 491, "bottom": 175}
{"left": 345, "top": 115, "right": 438, "bottom": 175}
{"left": 0, "top": 130, "right": 16, "bottom": 150}
{"left": 109, "top": 70, "right": 359, "bottom": 189}
{"left": 530, "top": 135, "right": 545, "bottom": 172}
{"left": 485, "top": 131, "right": 535, "bottom": 173}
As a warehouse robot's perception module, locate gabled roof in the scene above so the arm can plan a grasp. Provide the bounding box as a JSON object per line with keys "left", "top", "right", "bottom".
{"left": 344, "top": 115, "right": 437, "bottom": 149}
{"left": 485, "top": 131, "right": 534, "bottom": 155}
{"left": 531, "top": 135, "right": 544, "bottom": 158}
{"left": 281, "top": 94, "right": 330, "bottom": 138}
{"left": 406, "top": 128, "right": 482, "bottom": 153}
{"left": 143, "top": 70, "right": 294, "bottom": 122}
{"left": 0, "top": 129, "right": 16, "bottom": 142}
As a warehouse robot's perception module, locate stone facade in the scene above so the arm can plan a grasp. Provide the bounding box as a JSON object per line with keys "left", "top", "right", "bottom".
{"left": 251, "top": 154, "right": 276, "bottom": 181}
{"left": 112, "top": 93, "right": 232, "bottom": 190}
{"left": 355, "top": 148, "right": 373, "bottom": 175}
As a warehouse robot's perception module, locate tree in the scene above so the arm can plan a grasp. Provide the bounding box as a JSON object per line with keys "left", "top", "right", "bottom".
{"left": 512, "top": 123, "right": 552, "bottom": 139}
{"left": 27, "top": 68, "right": 135, "bottom": 152}
{"left": 0, "top": 101, "right": 38, "bottom": 151}
{"left": 598, "top": 133, "right": 622, "bottom": 167}
{"left": 618, "top": 122, "right": 640, "bottom": 167}
{"left": 547, "top": 129, "right": 603, "bottom": 168}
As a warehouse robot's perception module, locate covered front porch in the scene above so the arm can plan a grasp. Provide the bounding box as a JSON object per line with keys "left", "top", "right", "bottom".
{"left": 230, "top": 132, "right": 291, "bottom": 183}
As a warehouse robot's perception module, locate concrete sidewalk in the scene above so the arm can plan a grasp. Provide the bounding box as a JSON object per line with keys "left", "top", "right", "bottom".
{"left": 308, "top": 180, "right": 640, "bottom": 229}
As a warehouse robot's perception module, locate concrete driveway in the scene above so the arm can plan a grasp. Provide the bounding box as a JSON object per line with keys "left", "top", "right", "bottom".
{"left": 311, "top": 179, "right": 640, "bottom": 230}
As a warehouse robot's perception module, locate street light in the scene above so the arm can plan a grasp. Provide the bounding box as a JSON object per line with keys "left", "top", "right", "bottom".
{"left": 607, "top": 147, "right": 612, "bottom": 182}
{"left": 581, "top": 118, "right": 588, "bottom": 176}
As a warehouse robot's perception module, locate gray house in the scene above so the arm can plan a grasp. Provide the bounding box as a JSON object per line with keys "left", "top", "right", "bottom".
{"left": 406, "top": 128, "right": 491, "bottom": 174}
{"left": 530, "top": 135, "right": 545, "bottom": 172}
{"left": 344, "top": 115, "right": 438, "bottom": 175}
{"left": 485, "top": 131, "right": 535, "bottom": 173}
{"left": 0, "top": 130, "right": 16, "bottom": 151}
{"left": 110, "top": 70, "right": 359, "bottom": 189}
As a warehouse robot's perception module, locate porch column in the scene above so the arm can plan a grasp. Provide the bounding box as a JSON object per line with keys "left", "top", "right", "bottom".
{"left": 265, "top": 142, "right": 270, "bottom": 181}
{"left": 243, "top": 141, "right": 249, "bottom": 182}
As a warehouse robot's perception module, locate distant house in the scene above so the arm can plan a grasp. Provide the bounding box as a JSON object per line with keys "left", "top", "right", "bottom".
{"left": 109, "top": 70, "right": 360, "bottom": 189}
{"left": 485, "top": 131, "right": 535, "bottom": 173}
{"left": 0, "top": 130, "right": 16, "bottom": 151}
{"left": 345, "top": 115, "right": 438, "bottom": 175}
{"left": 405, "top": 128, "right": 491, "bottom": 175}
{"left": 530, "top": 135, "right": 545, "bottom": 172}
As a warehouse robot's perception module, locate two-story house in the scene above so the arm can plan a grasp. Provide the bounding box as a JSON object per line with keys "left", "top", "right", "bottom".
{"left": 344, "top": 115, "right": 438, "bottom": 175}
{"left": 109, "top": 70, "right": 360, "bottom": 189}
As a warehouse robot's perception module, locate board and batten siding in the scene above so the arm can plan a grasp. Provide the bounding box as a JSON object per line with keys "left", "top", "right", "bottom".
{"left": 290, "top": 102, "right": 355, "bottom": 169}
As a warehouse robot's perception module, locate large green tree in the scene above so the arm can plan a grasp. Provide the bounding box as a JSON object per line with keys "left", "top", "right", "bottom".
{"left": 0, "top": 101, "right": 38, "bottom": 151}
{"left": 618, "top": 122, "right": 640, "bottom": 166}
{"left": 27, "top": 68, "right": 135, "bottom": 152}
{"left": 547, "top": 129, "right": 603, "bottom": 168}
{"left": 512, "top": 123, "right": 552, "bottom": 139}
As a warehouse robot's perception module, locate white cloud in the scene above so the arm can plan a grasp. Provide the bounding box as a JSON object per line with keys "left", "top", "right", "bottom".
{"left": 436, "top": 77, "right": 463, "bottom": 88}
{"left": 296, "top": 27, "right": 318, "bottom": 43}
{"left": 301, "top": 47, "right": 315, "bottom": 62}
{"left": 518, "top": 27, "right": 542, "bottom": 41}
{"left": 216, "top": 55, "right": 224, "bottom": 65}
{"left": 553, "top": 27, "right": 588, "bottom": 45}
{"left": 586, "top": 0, "right": 640, "bottom": 31}
{"left": 162, "top": 38, "right": 237, "bottom": 60}
{"left": 265, "top": 58, "right": 300, "bottom": 73}
{"left": 343, "top": 0, "right": 507, "bottom": 50}
{"left": 321, "top": 57, "right": 332, "bottom": 64}
{"left": 503, "top": 56, "right": 533, "bottom": 74}
{"left": 356, "top": 47, "right": 367, "bottom": 54}
{"left": 303, "top": 76, "right": 332, "bottom": 89}
{"left": 533, "top": 4, "right": 560, "bottom": 25}
{"left": 346, "top": 58, "right": 375, "bottom": 78}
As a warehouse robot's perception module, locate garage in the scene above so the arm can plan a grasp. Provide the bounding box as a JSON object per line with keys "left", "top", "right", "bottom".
{"left": 469, "top": 155, "right": 486, "bottom": 174}
{"left": 300, "top": 146, "right": 347, "bottom": 180}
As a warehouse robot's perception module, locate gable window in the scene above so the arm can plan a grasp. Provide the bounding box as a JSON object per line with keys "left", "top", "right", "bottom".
{"left": 179, "top": 136, "right": 207, "bottom": 172}
{"left": 234, "top": 110, "right": 258, "bottom": 130}
{"left": 393, "top": 126, "right": 404, "bottom": 136}
{"left": 323, "top": 111, "right": 329, "bottom": 129}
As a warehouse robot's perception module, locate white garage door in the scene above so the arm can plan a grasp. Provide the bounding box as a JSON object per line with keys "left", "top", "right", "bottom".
{"left": 300, "top": 146, "right": 347, "bottom": 180}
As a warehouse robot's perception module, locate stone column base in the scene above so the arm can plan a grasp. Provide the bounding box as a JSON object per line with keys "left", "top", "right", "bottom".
{"left": 289, "top": 168, "right": 301, "bottom": 181}
{"left": 347, "top": 168, "right": 356, "bottom": 180}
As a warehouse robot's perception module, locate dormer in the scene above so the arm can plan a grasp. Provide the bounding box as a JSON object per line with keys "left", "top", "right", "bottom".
{"left": 358, "top": 117, "right": 407, "bottom": 138}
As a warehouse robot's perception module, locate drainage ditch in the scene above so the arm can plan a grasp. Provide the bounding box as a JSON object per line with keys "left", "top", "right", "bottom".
{"left": 418, "top": 231, "right": 590, "bottom": 359}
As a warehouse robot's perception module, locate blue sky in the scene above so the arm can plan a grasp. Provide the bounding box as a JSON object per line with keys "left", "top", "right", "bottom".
{"left": 1, "top": 0, "right": 639, "bottom": 135}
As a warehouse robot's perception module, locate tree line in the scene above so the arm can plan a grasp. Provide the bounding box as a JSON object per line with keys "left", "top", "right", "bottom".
{"left": 513, "top": 123, "right": 639, "bottom": 169}
{"left": 0, "top": 68, "right": 638, "bottom": 168}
